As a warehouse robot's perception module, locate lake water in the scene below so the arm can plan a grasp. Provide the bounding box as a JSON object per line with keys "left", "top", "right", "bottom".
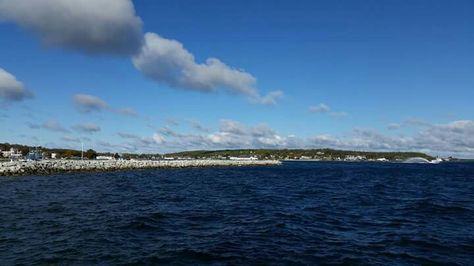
{"left": 1, "top": 161, "right": 473, "bottom": 265}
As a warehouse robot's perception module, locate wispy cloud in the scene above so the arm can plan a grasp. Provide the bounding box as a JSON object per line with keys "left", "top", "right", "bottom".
{"left": 73, "top": 94, "right": 139, "bottom": 117}
{"left": 73, "top": 123, "right": 101, "bottom": 133}
{"left": 309, "top": 103, "right": 348, "bottom": 118}
{"left": 28, "top": 119, "right": 70, "bottom": 133}
{"left": 61, "top": 135, "right": 91, "bottom": 143}
{"left": 309, "top": 103, "right": 331, "bottom": 113}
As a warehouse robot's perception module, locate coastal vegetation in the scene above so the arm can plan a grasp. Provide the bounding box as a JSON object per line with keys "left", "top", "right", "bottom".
{"left": 166, "top": 149, "right": 435, "bottom": 161}
{"left": 0, "top": 143, "right": 435, "bottom": 161}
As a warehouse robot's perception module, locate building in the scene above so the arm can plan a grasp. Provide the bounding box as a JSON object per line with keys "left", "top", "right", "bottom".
{"left": 344, "top": 155, "right": 366, "bottom": 161}
{"left": 229, "top": 156, "right": 258, "bottom": 161}
{"left": 2, "top": 148, "right": 23, "bottom": 159}
{"left": 26, "top": 151, "right": 43, "bottom": 161}
{"left": 96, "top": 156, "right": 114, "bottom": 160}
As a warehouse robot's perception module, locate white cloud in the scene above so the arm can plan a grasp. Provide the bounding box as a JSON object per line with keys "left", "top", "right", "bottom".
{"left": 307, "top": 120, "right": 474, "bottom": 157}
{"left": 110, "top": 119, "right": 474, "bottom": 158}
{"left": 258, "top": 90, "right": 284, "bottom": 105}
{"left": 152, "top": 133, "right": 165, "bottom": 144}
{"left": 73, "top": 123, "right": 101, "bottom": 133}
{"left": 0, "top": 68, "right": 33, "bottom": 102}
{"left": 309, "top": 103, "right": 330, "bottom": 113}
{"left": 309, "top": 103, "right": 348, "bottom": 118}
{"left": 194, "top": 120, "right": 287, "bottom": 149}
{"left": 0, "top": 0, "right": 143, "bottom": 55}
{"left": 132, "top": 33, "right": 282, "bottom": 104}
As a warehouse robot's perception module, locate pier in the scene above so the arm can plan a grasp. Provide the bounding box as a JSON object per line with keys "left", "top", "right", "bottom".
{"left": 0, "top": 159, "right": 281, "bottom": 176}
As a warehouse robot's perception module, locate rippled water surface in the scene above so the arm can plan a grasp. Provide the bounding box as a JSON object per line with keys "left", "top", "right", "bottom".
{"left": 1, "top": 162, "right": 473, "bottom": 265}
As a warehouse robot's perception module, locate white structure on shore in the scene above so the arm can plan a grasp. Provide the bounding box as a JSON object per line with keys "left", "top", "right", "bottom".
{"left": 1, "top": 148, "right": 23, "bottom": 160}
{"left": 344, "top": 155, "right": 366, "bottom": 161}
{"left": 96, "top": 156, "right": 114, "bottom": 160}
{"left": 229, "top": 156, "right": 258, "bottom": 161}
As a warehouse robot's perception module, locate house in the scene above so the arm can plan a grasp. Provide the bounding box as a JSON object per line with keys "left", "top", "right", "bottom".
{"left": 2, "top": 148, "right": 23, "bottom": 159}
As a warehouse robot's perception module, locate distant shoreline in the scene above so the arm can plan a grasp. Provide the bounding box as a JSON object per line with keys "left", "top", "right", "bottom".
{"left": 0, "top": 159, "right": 281, "bottom": 177}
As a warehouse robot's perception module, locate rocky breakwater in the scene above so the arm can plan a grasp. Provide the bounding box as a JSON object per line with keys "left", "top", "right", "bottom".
{"left": 0, "top": 159, "right": 281, "bottom": 176}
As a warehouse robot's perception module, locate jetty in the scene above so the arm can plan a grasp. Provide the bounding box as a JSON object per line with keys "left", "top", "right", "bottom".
{"left": 0, "top": 159, "right": 281, "bottom": 176}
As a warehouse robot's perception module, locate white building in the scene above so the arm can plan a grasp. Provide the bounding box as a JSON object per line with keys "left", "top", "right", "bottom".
{"left": 229, "top": 156, "right": 258, "bottom": 161}
{"left": 344, "top": 155, "right": 366, "bottom": 161}
{"left": 2, "top": 148, "right": 22, "bottom": 159}
{"left": 96, "top": 156, "right": 114, "bottom": 160}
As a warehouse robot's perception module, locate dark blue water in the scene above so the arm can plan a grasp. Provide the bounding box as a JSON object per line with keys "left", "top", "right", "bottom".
{"left": 1, "top": 162, "right": 473, "bottom": 265}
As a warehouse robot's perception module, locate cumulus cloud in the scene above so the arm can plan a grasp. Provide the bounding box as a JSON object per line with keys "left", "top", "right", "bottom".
{"left": 308, "top": 120, "right": 474, "bottom": 157}
{"left": 0, "top": 68, "right": 33, "bottom": 103}
{"left": 73, "top": 94, "right": 138, "bottom": 117}
{"left": 132, "top": 33, "right": 282, "bottom": 104}
{"left": 1, "top": 1, "right": 279, "bottom": 105}
{"left": 181, "top": 119, "right": 287, "bottom": 149}
{"left": 0, "top": 0, "right": 143, "bottom": 55}
{"left": 73, "top": 123, "right": 101, "bottom": 133}
{"left": 109, "top": 118, "right": 474, "bottom": 158}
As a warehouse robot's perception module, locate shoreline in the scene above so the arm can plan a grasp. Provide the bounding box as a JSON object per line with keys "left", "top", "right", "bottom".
{"left": 0, "top": 159, "right": 281, "bottom": 177}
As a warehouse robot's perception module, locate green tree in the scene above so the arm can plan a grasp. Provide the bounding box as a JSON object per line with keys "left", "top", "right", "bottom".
{"left": 85, "top": 149, "right": 97, "bottom": 159}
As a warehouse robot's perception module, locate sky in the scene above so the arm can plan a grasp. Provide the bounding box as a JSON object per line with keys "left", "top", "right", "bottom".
{"left": 0, "top": 0, "right": 473, "bottom": 157}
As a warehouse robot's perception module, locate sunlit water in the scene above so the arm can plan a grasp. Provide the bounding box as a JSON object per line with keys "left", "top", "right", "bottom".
{"left": 1, "top": 162, "right": 473, "bottom": 265}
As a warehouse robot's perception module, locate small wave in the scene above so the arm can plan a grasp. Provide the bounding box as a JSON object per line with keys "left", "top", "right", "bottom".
{"left": 118, "top": 212, "right": 168, "bottom": 230}
{"left": 407, "top": 200, "right": 472, "bottom": 215}
{"left": 135, "top": 249, "right": 244, "bottom": 264}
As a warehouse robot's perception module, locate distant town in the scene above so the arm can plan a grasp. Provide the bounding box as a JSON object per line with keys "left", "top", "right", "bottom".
{"left": 0, "top": 142, "right": 459, "bottom": 163}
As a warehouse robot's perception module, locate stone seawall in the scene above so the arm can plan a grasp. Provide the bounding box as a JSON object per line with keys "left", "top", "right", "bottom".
{"left": 0, "top": 159, "right": 281, "bottom": 176}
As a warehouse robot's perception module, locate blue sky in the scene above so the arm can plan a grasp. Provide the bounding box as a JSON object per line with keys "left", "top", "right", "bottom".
{"left": 0, "top": 0, "right": 473, "bottom": 157}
